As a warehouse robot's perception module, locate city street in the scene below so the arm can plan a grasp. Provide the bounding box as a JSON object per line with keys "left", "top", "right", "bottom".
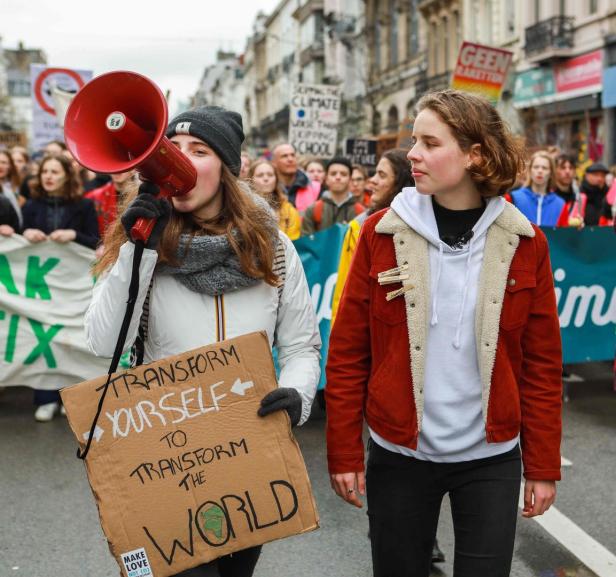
{"left": 0, "top": 361, "right": 614, "bottom": 577}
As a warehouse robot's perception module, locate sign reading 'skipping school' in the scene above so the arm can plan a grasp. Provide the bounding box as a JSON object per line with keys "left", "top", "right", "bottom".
{"left": 289, "top": 84, "right": 341, "bottom": 158}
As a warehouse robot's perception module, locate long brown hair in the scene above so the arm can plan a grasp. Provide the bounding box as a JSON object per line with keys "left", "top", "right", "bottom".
{"left": 0, "top": 149, "right": 21, "bottom": 191}
{"left": 416, "top": 90, "right": 525, "bottom": 197}
{"left": 31, "top": 154, "right": 82, "bottom": 201}
{"left": 93, "top": 164, "right": 278, "bottom": 286}
{"left": 248, "top": 159, "right": 287, "bottom": 211}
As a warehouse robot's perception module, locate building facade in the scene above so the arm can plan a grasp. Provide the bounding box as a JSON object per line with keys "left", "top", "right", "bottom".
{"left": 512, "top": 0, "right": 616, "bottom": 165}
{"left": 0, "top": 40, "right": 47, "bottom": 147}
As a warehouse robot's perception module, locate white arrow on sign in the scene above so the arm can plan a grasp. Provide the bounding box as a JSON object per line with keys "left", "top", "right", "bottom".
{"left": 230, "top": 378, "right": 254, "bottom": 396}
{"left": 82, "top": 425, "right": 104, "bottom": 443}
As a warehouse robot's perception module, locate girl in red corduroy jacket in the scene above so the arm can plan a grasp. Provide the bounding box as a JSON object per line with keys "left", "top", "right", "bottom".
{"left": 326, "top": 90, "right": 562, "bottom": 577}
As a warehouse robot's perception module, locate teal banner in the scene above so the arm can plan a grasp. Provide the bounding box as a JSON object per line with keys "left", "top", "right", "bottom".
{"left": 291, "top": 226, "right": 614, "bottom": 388}
{"left": 543, "top": 227, "right": 616, "bottom": 363}
{"left": 293, "top": 224, "right": 348, "bottom": 389}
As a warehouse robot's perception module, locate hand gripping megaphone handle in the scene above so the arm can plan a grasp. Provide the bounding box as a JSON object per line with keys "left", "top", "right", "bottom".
{"left": 131, "top": 216, "right": 157, "bottom": 243}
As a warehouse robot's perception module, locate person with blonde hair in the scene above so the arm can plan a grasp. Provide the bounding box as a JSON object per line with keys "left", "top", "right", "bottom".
{"left": 249, "top": 158, "right": 301, "bottom": 240}
{"left": 327, "top": 90, "right": 562, "bottom": 577}
{"left": 85, "top": 106, "right": 320, "bottom": 577}
{"left": 510, "top": 150, "right": 564, "bottom": 226}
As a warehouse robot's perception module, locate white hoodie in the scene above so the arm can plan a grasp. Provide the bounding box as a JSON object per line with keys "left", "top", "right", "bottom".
{"left": 370, "top": 188, "right": 519, "bottom": 462}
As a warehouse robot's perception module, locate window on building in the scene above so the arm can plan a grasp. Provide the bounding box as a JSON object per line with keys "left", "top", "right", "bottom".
{"left": 534, "top": 0, "right": 541, "bottom": 22}
{"left": 430, "top": 21, "right": 437, "bottom": 73}
{"left": 589, "top": 0, "right": 598, "bottom": 13}
{"left": 387, "top": 105, "right": 399, "bottom": 132}
{"left": 375, "top": 17, "right": 382, "bottom": 71}
{"left": 443, "top": 16, "right": 449, "bottom": 70}
{"left": 407, "top": 0, "right": 419, "bottom": 59}
{"left": 390, "top": 0, "right": 399, "bottom": 67}
{"left": 504, "top": 1, "right": 516, "bottom": 37}
{"left": 315, "top": 10, "right": 324, "bottom": 45}
{"left": 454, "top": 10, "right": 461, "bottom": 51}
{"left": 485, "top": 0, "right": 493, "bottom": 43}
{"left": 559, "top": 0, "right": 566, "bottom": 14}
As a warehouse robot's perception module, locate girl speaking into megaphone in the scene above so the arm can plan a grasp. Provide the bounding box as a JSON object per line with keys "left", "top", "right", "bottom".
{"left": 85, "top": 105, "right": 321, "bottom": 577}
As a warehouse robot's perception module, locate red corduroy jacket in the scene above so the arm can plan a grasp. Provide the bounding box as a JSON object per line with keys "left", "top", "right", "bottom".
{"left": 326, "top": 206, "right": 563, "bottom": 481}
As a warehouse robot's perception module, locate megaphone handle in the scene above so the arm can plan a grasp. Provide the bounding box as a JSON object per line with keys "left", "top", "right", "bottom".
{"left": 131, "top": 217, "right": 156, "bottom": 243}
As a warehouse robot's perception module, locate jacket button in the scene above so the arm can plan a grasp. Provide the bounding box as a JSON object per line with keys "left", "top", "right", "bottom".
{"left": 508, "top": 278, "right": 516, "bottom": 286}
{"left": 410, "top": 302, "right": 415, "bottom": 308}
{"left": 492, "top": 299, "right": 498, "bottom": 304}
{"left": 415, "top": 345, "right": 421, "bottom": 351}
{"left": 485, "top": 342, "right": 490, "bottom": 347}
{"left": 399, "top": 240, "right": 405, "bottom": 245}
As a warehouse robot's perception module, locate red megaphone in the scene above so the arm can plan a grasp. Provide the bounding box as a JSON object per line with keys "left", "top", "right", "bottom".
{"left": 64, "top": 71, "right": 196, "bottom": 242}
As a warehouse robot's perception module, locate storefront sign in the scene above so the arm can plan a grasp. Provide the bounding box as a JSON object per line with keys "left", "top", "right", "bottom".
{"left": 601, "top": 65, "right": 616, "bottom": 108}
{"left": 514, "top": 50, "right": 603, "bottom": 109}
{"left": 451, "top": 42, "right": 513, "bottom": 104}
{"left": 554, "top": 50, "right": 602, "bottom": 96}
{"left": 289, "top": 84, "right": 341, "bottom": 158}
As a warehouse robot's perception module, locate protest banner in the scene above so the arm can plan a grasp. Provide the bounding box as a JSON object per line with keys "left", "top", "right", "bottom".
{"left": 0, "top": 236, "right": 108, "bottom": 388}
{"left": 30, "top": 64, "right": 93, "bottom": 151}
{"left": 293, "top": 224, "right": 348, "bottom": 389}
{"left": 289, "top": 83, "right": 341, "bottom": 157}
{"left": 345, "top": 138, "right": 377, "bottom": 167}
{"left": 61, "top": 331, "right": 319, "bottom": 577}
{"left": 451, "top": 41, "right": 513, "bottom": 105}
{"left": 544, "top": 227, "right": 616, "bottom": 363}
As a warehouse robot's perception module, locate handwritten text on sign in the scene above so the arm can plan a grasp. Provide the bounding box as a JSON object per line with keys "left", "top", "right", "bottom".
{"left": 61, "top": 332, "right": 318, "bottom": 577}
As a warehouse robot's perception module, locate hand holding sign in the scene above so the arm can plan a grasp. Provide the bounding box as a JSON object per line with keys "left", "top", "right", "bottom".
{"left": 258, "top": 387, "right": 302, "bottom": 427}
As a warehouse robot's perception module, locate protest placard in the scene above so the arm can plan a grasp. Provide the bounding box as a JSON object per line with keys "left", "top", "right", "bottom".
{"left": 451, "top": 42, "right": 512, "bottom": 105}
{"left": 30, "top": 64, "right": 92, "bottom": 150}
{"left": 61, "top": 331, "right": 319, "bottom": 577}
{"left": 289, "top": 83, "right": 341, "bottom": 157}
{"left": 345, "top": 138, "right": 377, "bottom": 167}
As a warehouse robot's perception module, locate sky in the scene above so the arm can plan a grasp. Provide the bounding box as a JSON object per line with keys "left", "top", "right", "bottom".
{"left": 1, "top": 0, "right": 281, "bottom": 115}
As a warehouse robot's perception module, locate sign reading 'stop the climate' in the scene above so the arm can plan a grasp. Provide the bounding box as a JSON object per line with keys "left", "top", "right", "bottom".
{"left": 289, "top": 84, "right": 341, "bottom": 158}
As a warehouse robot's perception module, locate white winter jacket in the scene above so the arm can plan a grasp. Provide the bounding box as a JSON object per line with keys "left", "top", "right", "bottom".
{"left": 84, "top": 233, "right": 321, "bottom": 425}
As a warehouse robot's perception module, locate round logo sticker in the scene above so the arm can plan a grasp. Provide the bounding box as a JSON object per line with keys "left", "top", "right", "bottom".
{"left": 106, "top": 112, "right": 126, "bottom": 131}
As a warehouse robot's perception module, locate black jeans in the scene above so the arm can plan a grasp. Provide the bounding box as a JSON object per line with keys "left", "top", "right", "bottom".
{"left": 172, "top": 546, "right": 262, "bottom": 577}
{"left": 366, "top": 441, "right": 521, "bottom": 577}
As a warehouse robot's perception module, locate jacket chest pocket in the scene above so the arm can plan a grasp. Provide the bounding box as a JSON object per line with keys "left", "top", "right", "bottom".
{"left": 369, "top": 264, "right": 407, "bottom": 325}
{"left": 500, "top": 270, "right": 536, "bottom": 330}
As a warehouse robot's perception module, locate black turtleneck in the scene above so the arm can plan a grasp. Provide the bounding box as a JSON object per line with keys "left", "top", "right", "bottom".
{"left": 432, "top": 196, "right": 486, "bottom": 248}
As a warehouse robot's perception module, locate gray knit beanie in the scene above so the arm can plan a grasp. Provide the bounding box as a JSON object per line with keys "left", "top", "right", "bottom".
{"left": 166, "top": 106, "right": 245, "bottom": 176}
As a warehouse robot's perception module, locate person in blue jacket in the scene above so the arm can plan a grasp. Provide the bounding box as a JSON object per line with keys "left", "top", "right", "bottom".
{"left": 510, "top": 150, "right": 565, "bottom": 226}
{"left": 21, "top": 153, "right": 100, "bottom": 422}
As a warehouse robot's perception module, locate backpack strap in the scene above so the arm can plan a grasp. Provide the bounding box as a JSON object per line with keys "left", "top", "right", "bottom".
{"left": 313, "top": 200, "right": 324, "bottom": 230}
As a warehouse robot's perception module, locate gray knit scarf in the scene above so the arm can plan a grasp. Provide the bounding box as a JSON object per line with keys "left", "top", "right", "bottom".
{"left": 156, "top": 190, "right": 279, "bottom": 296}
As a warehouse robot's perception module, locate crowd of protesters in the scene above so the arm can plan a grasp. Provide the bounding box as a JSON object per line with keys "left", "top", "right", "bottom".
{"left": 1, "top": 88, "right": 615, "bottom": 577}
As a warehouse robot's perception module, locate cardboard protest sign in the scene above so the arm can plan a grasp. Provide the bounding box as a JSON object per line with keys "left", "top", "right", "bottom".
{"left": 61, "top": 331, "right": 319, "bottom": 577}
{"left": 0, "top": 236, "right": 109, "bottom": 388}
{"left": 289, "top": 83, "right": 341, "bottom": 157}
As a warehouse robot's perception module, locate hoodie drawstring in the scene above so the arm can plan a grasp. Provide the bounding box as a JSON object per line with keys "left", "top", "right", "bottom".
{"left": 430, "top": 242, "right": 444, "bottom": 326}
{"left": 453, "top": 237, "right": 475, "bottom": 349}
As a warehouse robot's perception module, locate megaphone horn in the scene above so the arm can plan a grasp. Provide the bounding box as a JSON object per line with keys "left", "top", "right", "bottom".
{"left": 64, "top": 71, "right": 196, "bottom": 242}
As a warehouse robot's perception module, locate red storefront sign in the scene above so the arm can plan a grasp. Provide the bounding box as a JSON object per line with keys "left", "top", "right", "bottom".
{"left": 554, "top": 50, "right": 602, "bottom": 94}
